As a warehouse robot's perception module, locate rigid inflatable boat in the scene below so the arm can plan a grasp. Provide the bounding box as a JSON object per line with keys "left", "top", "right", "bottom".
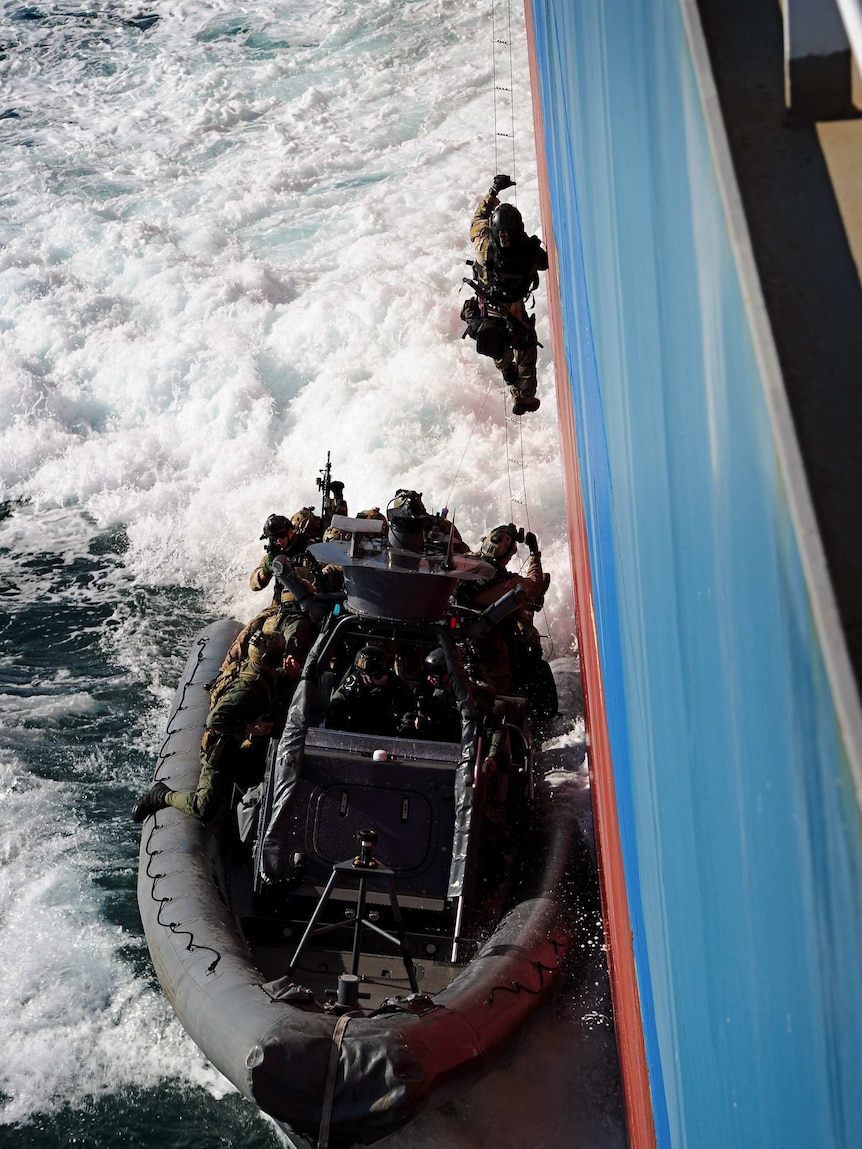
{"left": 136, "top": 512, "right": 587, "bottom": 1148}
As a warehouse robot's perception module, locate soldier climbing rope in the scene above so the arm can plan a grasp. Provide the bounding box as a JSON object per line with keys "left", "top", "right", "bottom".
{"left": 446, "top": 0, "right": 555, "bottom": 657}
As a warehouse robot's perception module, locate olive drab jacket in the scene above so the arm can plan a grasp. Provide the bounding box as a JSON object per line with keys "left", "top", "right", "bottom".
{"left": 162, "top": 664, "right": 290, "bottom": 823}
{"left": 470, "top": 194, "right": 548, "bottom": 307}
{"left": 200, "top": 664, "right": 291, "bottom": 784}
{"left": 464, "top": 550, "right": 546, "bottom": 614}
{"left": 205, "top": 665, "right": 281, "bottom": 746}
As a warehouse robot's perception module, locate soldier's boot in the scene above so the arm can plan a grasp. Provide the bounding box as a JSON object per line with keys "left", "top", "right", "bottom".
{"left": 511, "top": 391, "right": 541, "bottom": 416}
{"left": 505, "top": 362, "right": 540, "bottom": 414}
{"left": 132, "top": 781, "right": 172, "bottom": 823}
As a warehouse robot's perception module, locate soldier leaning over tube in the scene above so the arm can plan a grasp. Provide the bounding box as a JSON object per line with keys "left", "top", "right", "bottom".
{"left": 132, "top": 631, "right": 292, "bottom": 824}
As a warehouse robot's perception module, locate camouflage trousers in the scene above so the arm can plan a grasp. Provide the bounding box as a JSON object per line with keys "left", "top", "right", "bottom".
{"left": 494, "top": 339, "right": 538, "bottom": 400}
{"left": 221, "top": 604, "right": 316, "bottom": 675}
{"left": 164, "top": 732, "right": 268, "bottom": 822}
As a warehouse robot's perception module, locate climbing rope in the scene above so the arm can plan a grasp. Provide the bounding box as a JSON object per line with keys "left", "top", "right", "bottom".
{"left": 504, "top": 388, "right": 557, "bottom": 660}
{"left": 504, "top": 395, "right": 529, "bottom": 529}
{"left": 444, "top": 376, "right": 496, "bottom": 517}
{"left": 490, "top": 1, "right": 555, "bottom": 656}
{"left": 490, "top": 0, "right": 535, "bottom": 544}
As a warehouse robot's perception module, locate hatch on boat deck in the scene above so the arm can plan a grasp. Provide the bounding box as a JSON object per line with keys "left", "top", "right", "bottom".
{"left": 283, "top": 727, "right": 460, "bottom": 898}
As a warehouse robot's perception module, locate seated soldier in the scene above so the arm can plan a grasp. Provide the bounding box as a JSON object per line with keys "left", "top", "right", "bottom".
{"left": 291, "top": 506, "right": 322, "bottom": 542}
{"left": 407, "top": 648, "right": 462, "bottom": 743}
{"left": 326, "top": 645, "right": 416, "bottom": 738}
{"left": 132, "top": 631, "right": 292, "bottom": 824}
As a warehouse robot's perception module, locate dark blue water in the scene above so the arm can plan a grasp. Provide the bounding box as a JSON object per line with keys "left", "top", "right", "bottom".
{"left": 0, "top": 501, "right": 284, "bottom": 1146}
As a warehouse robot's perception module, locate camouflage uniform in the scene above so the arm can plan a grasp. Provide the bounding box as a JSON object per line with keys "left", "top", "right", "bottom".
{"left": 221, "top": 599, "right": 316, "bottom": 683}
{"left": 164, "top": 663, "right": 287, "bottom": 822}
{"left": 460, "top": 547, "right": 546, "bottom": 695}
{"left": 291, "top": 506, "right": 322, "bottom": 541}
{"left": 243, "top": 534, "right": 338, "bottom": 676}
{"left": 249, "top": 535, "right": 316, "bottom": 608}
{"left": 470, "top": 193, "right": 548, "bottom": 409}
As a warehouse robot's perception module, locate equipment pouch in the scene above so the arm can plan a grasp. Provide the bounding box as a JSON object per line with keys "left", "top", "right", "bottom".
{"left": 507, "top": 312, "right": 538, "bottom": 351}
{"left": 460, "top": 296, "right": 483, "bottom": 340}
{"left": 475, "top": 315, "right": 509, "bottom": 360}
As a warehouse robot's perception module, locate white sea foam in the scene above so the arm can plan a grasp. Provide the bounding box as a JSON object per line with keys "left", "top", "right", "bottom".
{"left": 0, "top": 0, "right": 574, "bottom": 648}
{"left": 0, "top": 750, "right": 231, "bottom": 1123}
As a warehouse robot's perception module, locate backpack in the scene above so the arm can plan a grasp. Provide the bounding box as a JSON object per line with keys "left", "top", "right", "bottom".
{"left": 484, "top": 239, "right": 543, "bottom": 304}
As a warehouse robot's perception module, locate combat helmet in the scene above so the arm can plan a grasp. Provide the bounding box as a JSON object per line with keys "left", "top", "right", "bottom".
{"left": 356, "top": 507, "right": 388, "bottom": 525}
{"left": 247, "top": 629, "right": 287, "bottom": 669}
{"left": 424, "top": 647, "right": 449, "bottom": 678}
{"left": 291, "top": 506, "right": 322, "bottom": 539}
{"left": 388, "top": 490, "right": 427, "bottom": 553}
{"left": 479, "top": 523, "right": 519, "bottom": 567}
{"left": 260, "top": 513, "right": 293, "bottom": 543}
{"left": 390, "top": 490, "right": 427, "bottom": 516}
{"left": 489, "top": 203, "right": 525, "bottom": 249}
{"left": 353, "top": 645, "right": 389, "bottom": 678}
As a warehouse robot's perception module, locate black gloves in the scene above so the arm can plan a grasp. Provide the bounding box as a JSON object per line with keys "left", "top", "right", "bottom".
{"left": 489, "top": 173, "right": 516, "bottom": 196}
{"left": 524, "top": 531, "right": 540, "bottom": 556}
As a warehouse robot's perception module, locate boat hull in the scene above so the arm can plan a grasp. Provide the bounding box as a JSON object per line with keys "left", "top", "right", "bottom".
{"left": 137, "top": 621, "right": 585, "bottom": 1147}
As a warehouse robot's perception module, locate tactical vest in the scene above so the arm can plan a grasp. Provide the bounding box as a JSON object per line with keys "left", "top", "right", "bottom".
{"left": 207, "top": 666, "right": 278, "bottom": 727}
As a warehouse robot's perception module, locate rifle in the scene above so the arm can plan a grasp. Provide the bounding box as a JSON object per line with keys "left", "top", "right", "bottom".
{"left": 461, "top": 272, "right": 542, "bottom": 349}
{"left": 316, "top": 451, "right": 346, "bottom": 530}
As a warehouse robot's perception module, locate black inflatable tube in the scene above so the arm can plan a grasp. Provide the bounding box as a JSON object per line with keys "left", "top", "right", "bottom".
{"left": 137, "top": 621, "right": 583, "bottom": 1147}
